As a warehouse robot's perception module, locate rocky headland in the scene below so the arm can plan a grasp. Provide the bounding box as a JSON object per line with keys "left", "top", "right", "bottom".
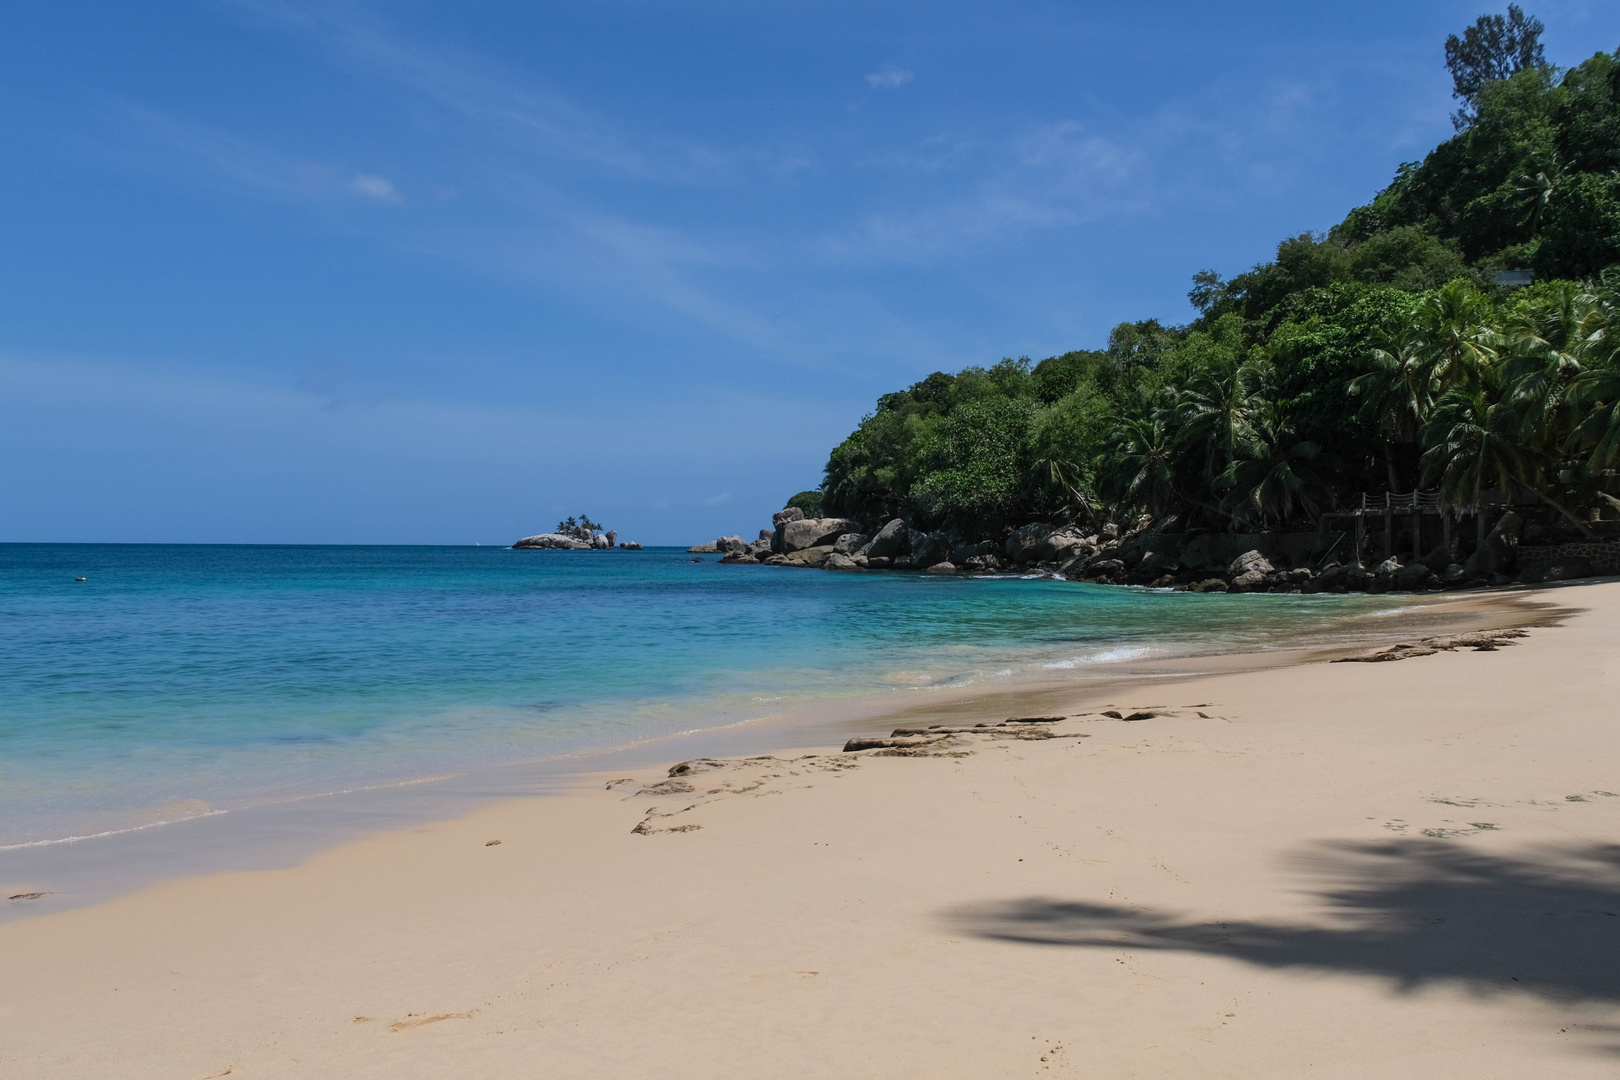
{"left": 691, "top": 505, "right": 1618, "bottom": 594}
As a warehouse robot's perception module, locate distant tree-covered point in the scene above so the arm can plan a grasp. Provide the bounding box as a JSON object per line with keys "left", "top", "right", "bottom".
{"left": 819, "top": 13, "right": 1620, "bottom": 545}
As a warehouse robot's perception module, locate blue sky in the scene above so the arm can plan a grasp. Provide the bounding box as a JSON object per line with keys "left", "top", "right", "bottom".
{"left": 3, "top": 1, "right": 1618, "bottom": 544}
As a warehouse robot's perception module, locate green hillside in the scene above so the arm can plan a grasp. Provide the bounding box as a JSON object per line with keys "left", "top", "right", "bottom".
{"left": 819, "top": 8, "right": 1620, "bottom": 545}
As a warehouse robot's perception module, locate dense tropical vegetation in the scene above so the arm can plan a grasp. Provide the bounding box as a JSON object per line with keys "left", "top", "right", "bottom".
{"left": 818, "top": 10, "right": 1620, "bottom": 547}
{"left": 554, "top": 514, "right": 605, "bottom": 541}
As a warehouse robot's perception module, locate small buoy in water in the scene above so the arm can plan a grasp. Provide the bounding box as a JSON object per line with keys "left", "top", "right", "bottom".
{"left": 75, "top": 577, "right": 86, "bottom": 582}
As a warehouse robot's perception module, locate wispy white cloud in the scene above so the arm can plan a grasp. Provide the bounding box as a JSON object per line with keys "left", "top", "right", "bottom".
{"left": 224, "top": 0, "right": 808, "bottom": 189}
{"left": 701, "top": 492, "right": 731, "bottom": 506}
{"left": 349, "top": 173, "right": 402, "bottom": 203}
{"left": 114, "top": 103, "right": 310, "bottom": 199}
{"left": 193, "top": 1, "right": 850, "bottom": 364}
{"left": 826, "top": 121, "right": 1149, "bottom": 261}
{"left": 865, "top": 64, "right": 915, "bottom": 90}
{"left": 112, "top": 90, "right": 809, "bottom": 362}
{"left": 114, "top": 102, "right": 413, "bottom": 211}
{"left": 163, "top": 4, "right": 1398, "bottom": 370}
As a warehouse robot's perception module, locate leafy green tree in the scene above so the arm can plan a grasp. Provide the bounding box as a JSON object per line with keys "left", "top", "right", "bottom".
{"left": 1029, "top": 350, "right": 1108, "bottom": 403}
{"left": 1553, "top": 48, "right": 1620, "bottom": 175}
{"left": 1102, "top": 320, "right": 1181, "bottom": 394}
{"left": 1346, "top": 226, "right": 1471, "bottom": 292}
{"left": 1534, "top": 172, "right": 1620, "bottom": 279}
{"left": 1204, "top": 234, "right": 1352, "bottom": 325}
{"left": 1445, "top": 4, "right": 1546, "bottom": 129}
{"left": 1267, "top": 286, "right": 1412, "bottom": 474}
{"left": 1027, "top": 388, "right": 1113, "bottom": 521}
{"left": 908, "top": 396, "right": 1034, "bottom": 527}
{"left": 786, "top": 490, "right": 825, "bottom": 517}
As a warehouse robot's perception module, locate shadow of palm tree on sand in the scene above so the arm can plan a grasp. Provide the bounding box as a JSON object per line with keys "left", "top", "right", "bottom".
{"left": 947, "top": 840, "right": 1620, "bottom": 1006}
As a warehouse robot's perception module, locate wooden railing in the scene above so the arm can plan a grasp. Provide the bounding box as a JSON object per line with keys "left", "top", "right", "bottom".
{"left": 1321, "top": 491, "right": 1455, "bottom": 566}
{"left": 1360, "top": 491, "right": 1441, "bottom": 513}
{"left": 1322, "top": 492, "right": 1445, "bottom": 518}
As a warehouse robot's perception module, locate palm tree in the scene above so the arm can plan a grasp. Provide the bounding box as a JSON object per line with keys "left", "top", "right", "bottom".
{"left": 1029, "top": 454, "right": 1097, "bottom": 524}
{"left": 1566, "top": 363, "right": 1620, "bottom": 473}
{"left": 1101, "top": 412, "right": 1177, "bottom": 516}
{"left": 1175, "top": 357, "right": 1269, "bottom": 489}
{"left": 1220, "top": 400, "right": 1327, "bottom": 527}
{"left": 1422, "top": 386, "right": 1592, "bottom": 535}
{"left": 1515, "top": 168, "right": 1555, "bottom": 236}
{"left": 1412, "top": 279, "right": 1500, "bottom": 394}
{"left": 1501, "top": 282, "right": 1610, "bottom": 453}
{"left": 1350, "top": 324, "right": 1435, "bottom": 490}
{"left": 1420, "top": 388, "right": 1526, "bottom": 510}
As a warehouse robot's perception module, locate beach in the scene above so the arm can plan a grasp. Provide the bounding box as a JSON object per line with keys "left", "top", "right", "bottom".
{"left": 3, "top": 579, "right": 1619, "bottom": 1077}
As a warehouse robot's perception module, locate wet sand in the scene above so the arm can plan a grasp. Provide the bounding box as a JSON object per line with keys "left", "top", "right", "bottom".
{"left": 3, "top": 580, "right": 1616, "bottom": 1077}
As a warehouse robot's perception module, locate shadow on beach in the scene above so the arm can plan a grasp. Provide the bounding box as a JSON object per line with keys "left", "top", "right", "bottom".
{"left": 946, "top": 839, "right": 1620, "bottom": 1008}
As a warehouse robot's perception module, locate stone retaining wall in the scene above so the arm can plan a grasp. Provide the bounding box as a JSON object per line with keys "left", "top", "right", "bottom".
{"left": 1516, "top": 540, "right": 1620, "bottom": 575}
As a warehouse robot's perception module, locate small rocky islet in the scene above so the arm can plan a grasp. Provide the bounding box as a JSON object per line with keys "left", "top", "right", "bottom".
{"left": 688, "top": 505, "right": 1612, "bottom": 594}
{"left": 512, "top": 521, "right": 642, "bottom": 550}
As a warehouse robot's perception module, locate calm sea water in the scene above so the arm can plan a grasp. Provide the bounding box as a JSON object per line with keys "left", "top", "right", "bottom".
{"left": 0, "top": 544, "right": 1400, "bottom": 849}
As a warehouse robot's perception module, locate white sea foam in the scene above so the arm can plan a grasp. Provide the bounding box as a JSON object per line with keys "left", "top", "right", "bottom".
{"left": 1088, "top": 646, "right": 1153, "bottom": 663}
{"left": 0, "top": 809, "right": 229, "bottom": 851}
{"left": 1039, "top": 645, "right": 1152, "bottom": 670}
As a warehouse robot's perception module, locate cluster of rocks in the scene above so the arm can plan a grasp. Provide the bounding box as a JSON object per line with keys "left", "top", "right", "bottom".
{"left": 1174, "top": 550, "right": 1487, "bottom": 595}
{"left": 694, "top": 504, "right": 1600, "bottom": 593}
{"left": 513, "top": 529, "right": 642, "bottom": 550}
{"left": 691, "top": 509, "right": 957, "bottom": 571}
{"left": 695, "top": 509, "right": 1128, "bottom": 575}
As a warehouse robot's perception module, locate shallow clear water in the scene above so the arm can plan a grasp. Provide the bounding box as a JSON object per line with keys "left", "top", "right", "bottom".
{"left": 0, "top": 544, "right": 1401, "bottom": 848}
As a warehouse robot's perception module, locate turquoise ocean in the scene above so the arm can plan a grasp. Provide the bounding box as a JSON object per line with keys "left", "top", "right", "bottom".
{"left": 0, "top": 544, "right": 1406, "bottom": 852}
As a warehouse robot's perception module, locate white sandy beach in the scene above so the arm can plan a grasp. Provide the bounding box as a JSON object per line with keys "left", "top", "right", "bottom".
{"left": 3, "top": 581, "right": 1619, "bottom": 1078}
